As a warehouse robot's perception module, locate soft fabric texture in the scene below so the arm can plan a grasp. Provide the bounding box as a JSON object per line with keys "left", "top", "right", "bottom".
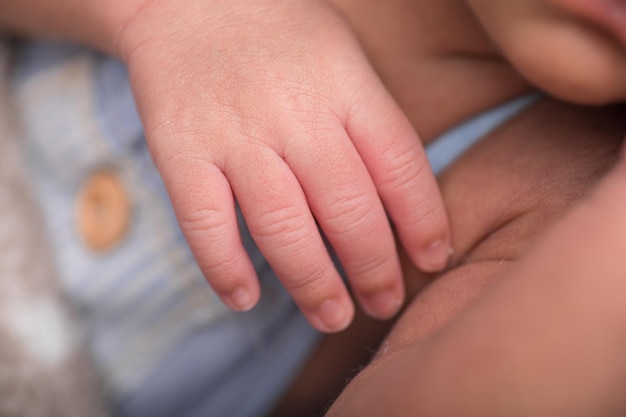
{"left": 0, "top": 41, "right": 107, "bottom": 417}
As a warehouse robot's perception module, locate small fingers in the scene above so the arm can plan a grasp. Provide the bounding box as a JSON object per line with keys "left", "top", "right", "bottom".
{"left": 286, "top": 125, "right": 405, "bottom": 320}
{"left": 346, "top": 87, "right": 452, "bottom": 273}
{"left": 227, "top": 149, "right": 355, "bottom": 332}
{"left": 158, "top": 154, "right": 260, "bottom": 312}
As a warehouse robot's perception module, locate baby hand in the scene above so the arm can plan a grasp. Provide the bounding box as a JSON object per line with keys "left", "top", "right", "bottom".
{"left": 117, "top": 0, "right": 450, "bottom": 332}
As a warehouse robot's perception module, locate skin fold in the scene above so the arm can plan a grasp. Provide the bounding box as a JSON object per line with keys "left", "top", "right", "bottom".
{"left": 326, "top": 100, "right": 626, "bottom": 417}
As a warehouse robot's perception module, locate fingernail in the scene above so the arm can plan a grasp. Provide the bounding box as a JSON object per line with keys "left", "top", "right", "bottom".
{"left": 363, "top": 290, "right": 402, "bottom": 319}
{"left": 228, "top": 287, "right": 254, "bottom": 311}
{"left": 316, "top": 300, "right": 350, "bottom": 332}
{"left": 420, "top": 239, "right": 453, "bottom": 273}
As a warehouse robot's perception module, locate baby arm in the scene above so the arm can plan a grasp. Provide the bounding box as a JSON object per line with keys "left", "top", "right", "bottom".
{"left": 327, "top": 99, "right": 626, "bottom": 416}
{"left": 0, "top": 0, "right": 452, "bottom": 332}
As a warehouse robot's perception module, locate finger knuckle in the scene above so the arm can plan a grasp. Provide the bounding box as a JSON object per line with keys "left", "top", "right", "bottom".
{"left": 251, "top": 205, "right": 310, "bottom": 248}
{"left": 200, "top": 253, "right": 242, "bottom": 288}
{"left": 348, "top": 254, "right": 393, "bottom": 288}
{"left": 178, "top": 209, "right": 244, "bottom": 281}
{"left": 319, "top": 191, "right": 379, "bottom": 237}
{"left": 179, "top": 205, "right": 229, "bottom": 234}
{"left": 282, "top": 263, "right": 330, "bottom": 297}
{"left": 379, "top": 147, "right": 425, "bottom": 192}
{"left": 409, "top": 199, "right": 447, "bottom": 237}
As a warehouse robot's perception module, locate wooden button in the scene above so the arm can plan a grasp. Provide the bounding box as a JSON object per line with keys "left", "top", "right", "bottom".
{"left": 76, "top": 171, "right": 130, "bottom": 251}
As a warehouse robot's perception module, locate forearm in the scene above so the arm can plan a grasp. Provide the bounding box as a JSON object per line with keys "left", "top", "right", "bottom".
{"left": 0, "top": 0, "right": 149, "bottom": 55}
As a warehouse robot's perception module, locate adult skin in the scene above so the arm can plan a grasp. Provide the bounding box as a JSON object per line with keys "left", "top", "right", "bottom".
{"left": 0, "top": 0, "right": 453, "bottom": 332}
{"left": 325, "top": 100, "right": 626, "bottom": 416}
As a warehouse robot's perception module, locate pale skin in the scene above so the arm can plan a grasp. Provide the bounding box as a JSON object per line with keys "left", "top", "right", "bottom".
{"left": 0, "top": 0, "right": 454, "bottom": 333}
